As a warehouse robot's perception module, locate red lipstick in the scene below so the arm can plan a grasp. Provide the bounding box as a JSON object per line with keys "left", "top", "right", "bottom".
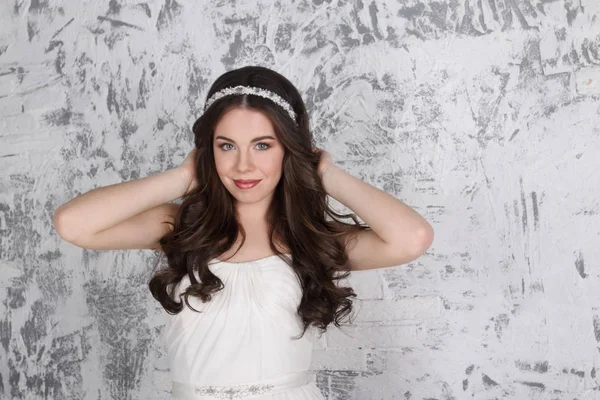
{"left": 234, "top": 179, "right": 261, "bottom": 189}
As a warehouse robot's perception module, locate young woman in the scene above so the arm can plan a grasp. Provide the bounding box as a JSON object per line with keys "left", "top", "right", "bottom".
{"left": 54, "top": 66, "right": 434, "bottom": 399}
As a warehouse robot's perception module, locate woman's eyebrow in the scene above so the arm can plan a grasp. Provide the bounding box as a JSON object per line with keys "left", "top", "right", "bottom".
{"left": 215, "top": 135, "right": 276, "bottom": 144}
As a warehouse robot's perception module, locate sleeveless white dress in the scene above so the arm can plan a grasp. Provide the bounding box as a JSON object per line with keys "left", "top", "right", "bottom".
{"left": 164, "top": 254, "right": 326, "bottom": 400}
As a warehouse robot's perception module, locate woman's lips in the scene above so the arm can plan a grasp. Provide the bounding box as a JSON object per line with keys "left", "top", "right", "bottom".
{"left": 234, "top": 180, "right": 261, "bottom": 189}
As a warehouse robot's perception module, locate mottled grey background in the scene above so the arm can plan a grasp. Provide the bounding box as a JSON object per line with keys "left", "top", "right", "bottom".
{"left": 1, "top": 0, "right": 599, "bottom": 399}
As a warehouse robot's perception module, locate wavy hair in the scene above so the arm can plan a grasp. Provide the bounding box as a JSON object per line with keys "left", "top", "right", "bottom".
{"left": 148, "top": 65, "right": 370, "bottom": 339}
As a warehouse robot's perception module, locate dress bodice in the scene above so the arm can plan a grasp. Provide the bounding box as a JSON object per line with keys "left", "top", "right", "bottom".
{"left": 164, "top": 254, "right": 318, "bottom": 386}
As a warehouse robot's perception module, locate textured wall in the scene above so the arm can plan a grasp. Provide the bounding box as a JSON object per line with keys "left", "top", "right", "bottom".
{"left": 1, "top": 0, "right": 599, "bottom": 399}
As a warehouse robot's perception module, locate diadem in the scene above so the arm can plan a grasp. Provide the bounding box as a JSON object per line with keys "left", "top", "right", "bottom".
{"left": 203, "top": 85, "right": 298, "bottom": 124}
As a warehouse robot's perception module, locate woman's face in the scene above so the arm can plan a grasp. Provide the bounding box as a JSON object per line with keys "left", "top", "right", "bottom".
{"left": 213, "top": 107, "right": 285, "bottom": 206}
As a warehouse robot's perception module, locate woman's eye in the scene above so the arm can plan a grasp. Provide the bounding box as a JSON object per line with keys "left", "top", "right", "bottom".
{"left": 219, "top": 143, "right": 270, "bottom": 151}
{"left": 256, "top": 143, "right": 270, "bottom": 150}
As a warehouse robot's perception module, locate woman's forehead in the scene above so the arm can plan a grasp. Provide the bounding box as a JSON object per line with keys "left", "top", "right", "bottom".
{"left": 215, "top": 108, "right": 274, "bottom": 130}
{"left": 213, "top": 109, "right": 278, "bottom": 141}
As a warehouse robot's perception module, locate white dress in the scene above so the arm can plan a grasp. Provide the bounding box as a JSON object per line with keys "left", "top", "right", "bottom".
{"left": 164, "top": 254, "right": 326, "bottom": 400}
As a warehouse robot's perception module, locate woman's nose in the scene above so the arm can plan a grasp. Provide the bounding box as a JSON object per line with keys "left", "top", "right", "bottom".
{"left": 236, "top": 150, "right": 254, "bottom": 170}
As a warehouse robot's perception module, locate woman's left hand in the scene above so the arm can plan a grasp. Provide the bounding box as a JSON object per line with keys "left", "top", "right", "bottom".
{"left": 312, "top": 147, "right": 334, "bottom": 178}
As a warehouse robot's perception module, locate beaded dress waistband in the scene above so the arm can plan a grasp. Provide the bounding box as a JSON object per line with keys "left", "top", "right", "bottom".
{"left": 171, "top": 371, "right": 310, "bottom": 400}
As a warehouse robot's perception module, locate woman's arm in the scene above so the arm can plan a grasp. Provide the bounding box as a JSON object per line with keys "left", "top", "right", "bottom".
{"left": 54, "top": 167, "right": 188, "bottom": 245}
{"left": 322, "top": 165, "right": 434, "bottom": 269}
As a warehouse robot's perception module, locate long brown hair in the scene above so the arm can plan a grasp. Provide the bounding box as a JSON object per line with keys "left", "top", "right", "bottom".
{"left": 149, "top": 65, "right": 370, "bottom": 339}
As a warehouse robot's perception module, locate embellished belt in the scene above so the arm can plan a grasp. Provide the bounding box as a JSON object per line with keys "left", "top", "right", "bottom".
{"left": 171, "top": 371, "right": 310, "bottom": 399}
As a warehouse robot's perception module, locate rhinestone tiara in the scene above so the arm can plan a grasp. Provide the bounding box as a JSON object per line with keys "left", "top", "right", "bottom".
{"left": 203, "top": 85, "right": 298, "bottom": 124}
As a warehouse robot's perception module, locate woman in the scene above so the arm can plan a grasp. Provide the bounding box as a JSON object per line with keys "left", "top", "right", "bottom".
{"left": 55, "top": 65, "right": 434, "bottom": 399}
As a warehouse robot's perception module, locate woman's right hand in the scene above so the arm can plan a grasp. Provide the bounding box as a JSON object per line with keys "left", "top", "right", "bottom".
{"left": 179, "top": 148, "right": 199, "bottom": 196}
